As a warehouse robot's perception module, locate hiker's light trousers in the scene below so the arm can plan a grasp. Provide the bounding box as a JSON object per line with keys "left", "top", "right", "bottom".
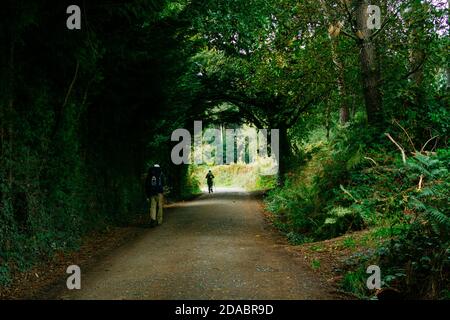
{"left": 150, "top": 193, "right": 164, "bottom": 224}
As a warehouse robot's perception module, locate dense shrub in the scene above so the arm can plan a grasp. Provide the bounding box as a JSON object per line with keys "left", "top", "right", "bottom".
{"left": 265, "top": 124, "right": 449, "bottom": 298}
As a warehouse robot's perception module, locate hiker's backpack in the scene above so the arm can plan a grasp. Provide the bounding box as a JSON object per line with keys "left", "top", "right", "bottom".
{"left": 150, "top": 173, "right": 161, "bottom": 188}
{"left": 151, "top": 175, "right": 158, "bottom": 187}
{"left": 147, "top": 168, "right": 163, "bottom": 195}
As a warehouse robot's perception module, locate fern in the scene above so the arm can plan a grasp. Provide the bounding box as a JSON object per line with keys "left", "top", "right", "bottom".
{"left": 403, "top": 152, "right": 450, "bottom": 237}
{"left": 425, "top": 207, "right": 450, "bottom": 227}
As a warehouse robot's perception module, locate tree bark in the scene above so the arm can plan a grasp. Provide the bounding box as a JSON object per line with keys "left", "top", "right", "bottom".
{"left": 320, "top": 0, "right": 349, "bottom": 125}
{"left": 326, "top": 103, "right": 331, "bottom": 140}
{"left": 356, "top": 0, "right": 383, "bottom": 127}
{"left": 447, "top": 0, "right": 450, "bottom": 90}
{"left": 333, "top": 39, "right": 350, "bottom": 125}
{"left": 276, "top": 124, "right": 290, "bottom": 186}
{"left": 407, "top": 2, "right": 426, "bottom": 103}
{"left": 447, "top": 68, "right": 450, "bottom": 91}
{"left": 404, "top": 2, "right": 428, "bottom": 142}
{"left": 7, "top": 22, "right": 15, "bottom": 191}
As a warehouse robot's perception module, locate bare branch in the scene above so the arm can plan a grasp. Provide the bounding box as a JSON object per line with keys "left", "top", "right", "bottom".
{"left": 402, "top": 54, "right": 427, "bottom": 80}
{"left": 52, "top": 60, "right": 80, "bottom": 139}
{"left": 385, "top": 133, "right": 407, "bottom": 164}
{"left": 364, "top": 156, "right": 379, "bottom": 166}
{"left": 420, "top": 135, "right": 439, "bottom": 153}
{"left": 340, "top": 184, "right": 359, "bottom": 203}
{"left": 62, "top": 61, "right": 80, "bottom": 109}
{"left": 393, "top": 119, "right": 416, "bottom": 152}
{"left": 418, "top": 174, "right": 424, "bottom": 191}
{"left": 341, "top": 29, "right": 359, "bottom": 41}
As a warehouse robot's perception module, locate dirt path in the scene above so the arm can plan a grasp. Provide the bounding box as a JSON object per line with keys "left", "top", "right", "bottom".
{"left": 54, "top": 188, "right": 337, "bottom": 300}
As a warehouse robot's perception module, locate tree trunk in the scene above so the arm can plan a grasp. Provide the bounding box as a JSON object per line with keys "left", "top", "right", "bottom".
{"left": 407, "top": 2, "right": 426, "bottom": 94}
{"left": 357, "top": 0, "right": 383, "bottom": 127}
{"left": 339, "top": 105, "right": 349, "bottom": 125}
{"left": 330, "top": 36, "right": 350, "bottom": 125}
{"left": 447, "top": 0, "right": 450, "bottom": 90}
{"left": 320, "top": 0, "right": 349, "bottom": 125}
{"left": 7, "top": 23, "right": 15, "bottom": 191}
{"left": 409, "top": 49, "right": 425, "bottom": 87}
{"left": 276, "top": 124, "right": 290, "bottom": 186}
{"left": 334, "top": 43, "right": 350, "bottom": 125}
{"left": 447, "top": 67, "right": 450, "bottom": 91}
{"left": 326, "top": 103, "right": 331, "bottom": 140}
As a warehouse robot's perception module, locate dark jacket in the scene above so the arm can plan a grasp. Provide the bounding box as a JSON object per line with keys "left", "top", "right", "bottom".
{"left": 206, "top": 172, "right": 214, "bottom": 185}
{"left": 145, "top": 167, "right": 164, "bottom": 197}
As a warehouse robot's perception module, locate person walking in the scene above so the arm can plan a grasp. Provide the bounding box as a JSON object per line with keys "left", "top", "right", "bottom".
{"left": 205, "top": 170, "right": 215, "bottom": 194}
{"left": 145, "top": 164, "right": 165, "bottom": 227}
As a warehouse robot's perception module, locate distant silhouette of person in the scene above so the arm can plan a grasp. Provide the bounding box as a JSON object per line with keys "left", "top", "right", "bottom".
{"left": 205, "top": 170, "right": 215, "bottom": 194}
{"left": 145, "top": 164, "right": 165, "bottom": 227}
